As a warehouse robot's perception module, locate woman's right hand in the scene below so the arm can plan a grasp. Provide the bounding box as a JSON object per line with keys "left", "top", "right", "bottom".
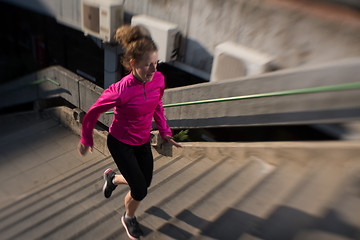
{"left": 78, "top": 142, "right": 92, "bottom": 156}
{"left": 164, "top": 135, "right": 183, "bottom": 148}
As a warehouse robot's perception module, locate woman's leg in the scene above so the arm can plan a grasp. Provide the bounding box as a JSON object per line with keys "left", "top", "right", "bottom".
{"left": 107, "top": 134, "right": 152, "bottom": 206}
{"left": 134, "top": 142, "right": 154, "bottom": 188}
{"left": 111, "top": 175, "right": 139, "bottom": 218}
{"left": 125, "top": 191, "right": 140, "bottom": 218}
{"left": 107, "top": 134, "right": 153, "bottom": 238}
{"left": 113, "top": 174, "right": 128, "bottom": 185}
{"left": 125, "top": 142, "right": 153, "bottom": 217}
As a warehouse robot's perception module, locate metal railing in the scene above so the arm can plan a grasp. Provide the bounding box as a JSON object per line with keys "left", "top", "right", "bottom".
{"left": 105, "top": 81, "right": 360, "bottom": 114}
{"left": 31, "top": 77, "right": 60, "bottom": 86}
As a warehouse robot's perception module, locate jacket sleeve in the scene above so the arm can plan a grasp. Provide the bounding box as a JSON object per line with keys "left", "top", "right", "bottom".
{"left": 153, "top": 77, "right": 172, "bottom": 140}
{"left": 80, "top": 85, "right": 121, "bottom": 147}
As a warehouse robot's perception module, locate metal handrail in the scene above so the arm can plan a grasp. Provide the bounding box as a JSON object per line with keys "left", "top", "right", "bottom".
{"left": 104, "top": 81, "right": 360, "bottom": 114}
{"left": 31, "top": 77, "right": 60, "bottom": 86}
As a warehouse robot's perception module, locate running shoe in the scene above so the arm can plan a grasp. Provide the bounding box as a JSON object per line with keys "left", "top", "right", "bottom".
{"left": 121, "top": 212, "right": 143, "bottom": 240}
{"left": 103, "top": 168, "right": 117, "bottom": 198}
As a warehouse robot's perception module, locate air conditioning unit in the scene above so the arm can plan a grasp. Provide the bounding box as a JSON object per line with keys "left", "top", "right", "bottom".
{"left": 210, "top": 41, "right": 275, "bottom": 82}
{"left": 81, "top": 0, "right": 124, "bottom": 42}
{"left": 131, "top": 15, "right": 180, "bottom": 62}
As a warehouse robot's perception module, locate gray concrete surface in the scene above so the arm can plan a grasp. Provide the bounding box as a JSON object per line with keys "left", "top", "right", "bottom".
{"left": 163, "top": 58, "right": 360, "bottom": 128}
{"left": 0, "top": 110, "right": 107, "bottom": 207}
{"left": 0, "top": 66, "right": 82, "bottom": 110}
{"left": 0, "top": 108, "right": 359, "bottom": 240}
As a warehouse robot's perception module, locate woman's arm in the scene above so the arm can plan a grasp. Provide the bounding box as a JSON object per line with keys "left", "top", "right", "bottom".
{"left": 153, "top": 78, "right": 182, "bottom": 148}
{"left": 79, "top": 85, "right": 122, "bottom": 155}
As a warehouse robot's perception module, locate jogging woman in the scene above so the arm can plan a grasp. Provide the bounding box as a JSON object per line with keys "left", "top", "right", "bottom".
{"left": 78, "top": 25, "right": 182, "bottom": 239}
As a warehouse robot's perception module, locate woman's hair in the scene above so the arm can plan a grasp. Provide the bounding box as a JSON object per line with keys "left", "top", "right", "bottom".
{"left": 115, "top": 25, "right": 158, "bottom": 70}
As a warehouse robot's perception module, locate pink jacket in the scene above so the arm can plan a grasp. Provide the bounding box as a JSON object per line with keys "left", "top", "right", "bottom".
{"left": 81, "top": 71, "right": 172, "bottom": 147}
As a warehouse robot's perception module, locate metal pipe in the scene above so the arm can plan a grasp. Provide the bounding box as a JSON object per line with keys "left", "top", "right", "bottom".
{"left": 105, "top": 81, "right": 360, "bottom": 114}
{"left": 31, "top": 77, "right": 61, "bottom": 86}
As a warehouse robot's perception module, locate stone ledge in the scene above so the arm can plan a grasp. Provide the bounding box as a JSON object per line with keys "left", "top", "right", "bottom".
{"left": 43, "top": 106, "right": 174, "bottom": 157}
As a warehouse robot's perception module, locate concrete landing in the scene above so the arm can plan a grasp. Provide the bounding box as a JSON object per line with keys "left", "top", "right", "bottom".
{"left": 0, "top": 111, "right": 107, "bottom": 207}
{"left": 0, "top": 109, "right": 359, "bottom": 240}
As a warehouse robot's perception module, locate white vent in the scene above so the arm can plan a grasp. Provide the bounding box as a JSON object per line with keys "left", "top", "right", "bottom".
{"left": 131, "top": 15, "right": 179, "bottom": 62}
{"left": 81, "top": 0, "right": 123, "bottom": 42}
{"left": 210, "top": 41, "right": 274, "bottom": 82}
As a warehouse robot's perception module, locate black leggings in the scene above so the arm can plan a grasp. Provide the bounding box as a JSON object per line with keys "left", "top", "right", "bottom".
{"left": 107, "top": 133, "right": 154, "bottom": 201}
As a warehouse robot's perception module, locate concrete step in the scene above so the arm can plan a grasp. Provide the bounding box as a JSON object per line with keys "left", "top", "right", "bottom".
{"left": 1, "top": 110, "right": 360, "bottom": 240}
{"left": 196, "top": 160, "right": 309, "bottom": 240}
{"left": 67, "top": 158, "right": 211, "bottom": 239}
{"left": 0, "top": 152, "right": 209, "bottom": 239}
{"left": 0, "top": 111, "right": 39, "bottom": 135}
{"left": 0, "top": 135, "right": 112, "bottom": 216}
{"left": 39, "top": 154, "right": 180, "bottom": 240}
{"left": 145, "top": 157, "right": 275, "bottom": 240}
{"left": 0, "top": 155, "right": 113, "bottom": 229}
{"left": 0, "top": 122, "right": 72, "bottom": 182}
{"left": 0, "top": 153, "right": 162, "bottom": 239}
{"left": 0, "top": 113, "right": 91, "bottom": 206}
{"left": 0, "top": 110, "right": 108, "bottom": 239}
{"left": 0, "top": 117, "right": 58, "bottom": 146}
{"left": 0, "top": 156, "right": 114, "bottom": 239}
{"left": 70, "top": 155, "right": 216, "bottom": 240}
{"left": 251, "top": 158, "right": 358, "bottom": 240}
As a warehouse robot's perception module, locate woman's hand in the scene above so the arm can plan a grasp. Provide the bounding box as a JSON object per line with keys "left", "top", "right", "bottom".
{"left": 78, "top": 142, "right": 92, "bottom": 156}
{"left": 164, "top": 135, "right": 183, "bottom": 148}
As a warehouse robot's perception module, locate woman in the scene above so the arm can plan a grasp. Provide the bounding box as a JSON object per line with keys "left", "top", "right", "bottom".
{"left": 78, "top": 25, "right": 182, "bottom": 240}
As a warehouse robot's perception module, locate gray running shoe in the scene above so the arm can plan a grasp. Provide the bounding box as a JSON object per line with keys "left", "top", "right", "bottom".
{"left": 103, "top": 168, "right": 117, "bottom": 198}
{"left": 121, "top": 212, "right": 143, "bottom": 240}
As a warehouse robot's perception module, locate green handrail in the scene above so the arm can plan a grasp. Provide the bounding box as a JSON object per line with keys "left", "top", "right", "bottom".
{"left": 31, "top": 77, "right": 61, "bottom": 86}
{"left": 105, "top": 81, "right": 360, "bottom": 114}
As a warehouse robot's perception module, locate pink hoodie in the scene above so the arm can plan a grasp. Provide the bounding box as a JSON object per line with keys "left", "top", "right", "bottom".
{"left": 81, "top": 71, "right": 172, "bottom": 147}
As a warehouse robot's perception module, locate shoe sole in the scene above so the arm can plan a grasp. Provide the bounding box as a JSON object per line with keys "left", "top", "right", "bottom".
{"left": 121, "top": 216, "right": 140, "bottom": 240}
{"left": 103, "top": 168, "right": 112, "bottom": 198}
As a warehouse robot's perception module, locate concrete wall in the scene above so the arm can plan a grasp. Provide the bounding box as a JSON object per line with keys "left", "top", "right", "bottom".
{"left": 162, "top": 58, "right": 360, "bottom": 128}
{"left": 125, "top": 0, "right": 360, "bottom": 74}
{"left": 2, "top": 58, "right": 360, "bottom": 130}
{"left": 0, "top": 66, "right": 82, "bottom": 110}
{"left": 3, "top": 0, "right": 360, "bottom": 77}
{"left": 0, "top": 65, "right": 112, "bottom": 128}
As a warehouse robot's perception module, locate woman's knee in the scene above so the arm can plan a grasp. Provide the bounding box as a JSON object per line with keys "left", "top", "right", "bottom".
{"left": 131, "top": 186, "right": 148, "bottom": 201}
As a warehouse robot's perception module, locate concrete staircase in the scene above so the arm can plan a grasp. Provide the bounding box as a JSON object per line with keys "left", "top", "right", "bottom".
{"left": 0, "top": 109, "right": 359, "bottom": 240}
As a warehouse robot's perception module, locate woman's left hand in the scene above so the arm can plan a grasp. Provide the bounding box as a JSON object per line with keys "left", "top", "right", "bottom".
{"left": 164, "top": 135, "right": 183, "bottom": 148}
{"left": 78, "top": 142, "right": 92, "bottom": 156}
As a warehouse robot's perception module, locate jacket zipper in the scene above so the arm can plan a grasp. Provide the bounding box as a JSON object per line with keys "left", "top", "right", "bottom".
{"left": 143, "top": 83, "right": 147, "bottom": 100}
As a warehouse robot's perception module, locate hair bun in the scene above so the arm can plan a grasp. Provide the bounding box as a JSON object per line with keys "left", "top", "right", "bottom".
{"left": 115, "top": 24, "right": 157, "bottom": 71}
{"left": 115, "top": 25, "right": 151, "bottom": 47}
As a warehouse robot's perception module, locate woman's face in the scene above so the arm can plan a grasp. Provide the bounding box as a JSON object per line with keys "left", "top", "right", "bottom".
{"left": 131, "top": 51, "right": 158, "bottom": 83}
